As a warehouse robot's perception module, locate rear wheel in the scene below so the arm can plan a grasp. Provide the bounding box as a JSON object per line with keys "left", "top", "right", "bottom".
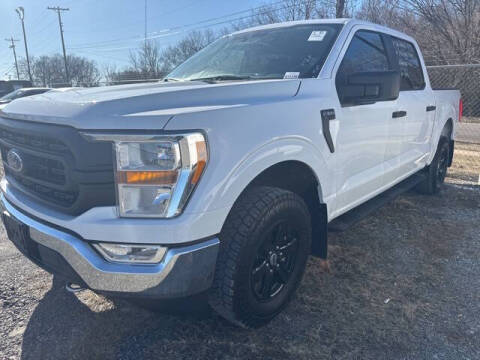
{"left": 416, "top": 137, "right": 450, "bottom": 194}
{"left": 209, "top": 186, "right": 311, "bottom": 328}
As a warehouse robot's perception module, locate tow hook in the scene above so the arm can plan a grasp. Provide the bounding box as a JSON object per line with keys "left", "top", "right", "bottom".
{"left": 65, "top": 282, "right": 85, "bottom": 293}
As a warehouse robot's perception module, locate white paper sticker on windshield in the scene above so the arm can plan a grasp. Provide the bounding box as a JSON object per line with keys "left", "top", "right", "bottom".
{"left": 284, "top": 72, "right": 300, "bottom": 79}
{"left": 308, "top": 31, "right": 326, "bottom": 41}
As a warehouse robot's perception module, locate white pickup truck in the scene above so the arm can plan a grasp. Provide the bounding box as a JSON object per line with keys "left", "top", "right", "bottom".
{"left": 0, "top": 19, "right": 461, "bottom": 328}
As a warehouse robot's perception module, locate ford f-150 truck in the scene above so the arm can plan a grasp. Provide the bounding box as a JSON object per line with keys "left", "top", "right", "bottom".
{"left": 0, "top": 19, "right": 461, "bottom": 328}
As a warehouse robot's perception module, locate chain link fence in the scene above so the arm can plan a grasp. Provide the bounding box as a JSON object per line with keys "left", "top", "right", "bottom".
{"left": 427, "top": 64, "right": 480, "bottom": 185}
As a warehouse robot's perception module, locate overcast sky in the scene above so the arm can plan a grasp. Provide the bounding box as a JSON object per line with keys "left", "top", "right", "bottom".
{"left": 0, "top": 0, "right": 263, "bottom": 80}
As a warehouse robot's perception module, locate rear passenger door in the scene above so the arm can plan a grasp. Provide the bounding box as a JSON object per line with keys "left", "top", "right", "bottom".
{"left": 388, "top": 37, "right": 434, "bottom": 179}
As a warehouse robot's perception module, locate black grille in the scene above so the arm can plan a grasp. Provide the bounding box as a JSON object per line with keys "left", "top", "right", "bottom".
{"left": 1, "top": 134, "right": 77, "bottom": 207}
{"left": 5, "top": 166, "right": 77, "bottom": 206}
{"left": 0, "top": 127, "right": 69, "bottom": 153}
{"left": 0, "top": 116, "right": 116, "bottom": 215}
{"left": 23, "top": 154, "right": 66, "bottom": 185}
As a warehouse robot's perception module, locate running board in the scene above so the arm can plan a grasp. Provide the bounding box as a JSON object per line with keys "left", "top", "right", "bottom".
{"left": 328, "top": 172, "right": 427, "bottom": 232}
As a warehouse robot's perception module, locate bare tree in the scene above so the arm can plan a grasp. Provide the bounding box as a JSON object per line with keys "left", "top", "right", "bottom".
{"left": 232, "top": 0, "right": 358, "bottom": 30}
{"left": 356, "top": 0, "right": 416, "bottom": 31}
{"left": 104, "top": 68, "right": 150, "bottom": 85}
{"left": 19, "top": 54, "right": 100, "bottom": 87}
{"left": 103, "top": 64, "right": 118, "bottom": 85}
{"left": 400, "top": 0, "right": 480, "bottom": 64}
{"left": 68, "top": 55, "right": 101, "bottom": 86}
{"left": 336, "top": 0, "right": 346, "bottom": 17}
{"left": 160, "top": 30, "right": 216, "bottom": 73}
{"left": 357, "top": 0, "right": 480, "bottom": 65}
{"left": 129, "top": 40, "right": 165, "bottom": 79}
{"left": 233, "top": 0, "right": 319, "bottom": 28}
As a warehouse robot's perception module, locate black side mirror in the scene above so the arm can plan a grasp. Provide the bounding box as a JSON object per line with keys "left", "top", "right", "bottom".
{"left": 338, "top": 70, "right": 400, "bottom": 106}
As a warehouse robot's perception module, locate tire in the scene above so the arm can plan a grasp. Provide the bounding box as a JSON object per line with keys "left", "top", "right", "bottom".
{"left": 416, "top": 137, "right": 450, "bottom": 195}
{"left": 209, "top": 186, "right": 312, "bottom": 328}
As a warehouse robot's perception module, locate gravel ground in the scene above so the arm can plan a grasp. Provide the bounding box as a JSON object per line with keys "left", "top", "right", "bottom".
{"left": 0, "top": 180, "right": 479, "bottom": 360}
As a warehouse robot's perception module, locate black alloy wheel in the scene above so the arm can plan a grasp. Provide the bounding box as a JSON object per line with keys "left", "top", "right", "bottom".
{"left": 251, "top": 220, "right": 299, "bottom": 301}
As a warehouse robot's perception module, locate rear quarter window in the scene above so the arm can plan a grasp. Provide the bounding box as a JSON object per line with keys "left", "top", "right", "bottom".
{"left": 391, "top": 37, "right": 425, "bottom": 91}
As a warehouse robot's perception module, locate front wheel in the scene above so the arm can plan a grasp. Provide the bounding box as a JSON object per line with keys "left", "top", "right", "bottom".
{"left": 416, "top": 137, "right": 450, "bottom": 194}
{"left": 209, "top": 186, "right": 311, "bottom": 328}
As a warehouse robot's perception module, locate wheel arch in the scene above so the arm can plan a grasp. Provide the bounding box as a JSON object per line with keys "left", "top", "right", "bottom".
{"left": 440, "top": 118, "right": 454, "bottom": 166}
{"left": 218, "top": 157, "right": 329, "bottom": 258}
{"left": 441, "top": 118, "right": 453, "bottom": 139}
{"left": 428, "top": 117, "right": 455, "bottom": 166}
{"left": 246, "top": 160, "right": 328, "bottom": 258}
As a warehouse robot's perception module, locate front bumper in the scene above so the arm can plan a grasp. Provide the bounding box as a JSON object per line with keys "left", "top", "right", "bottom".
{"left": 0, "top": 194, "right": 220, "bottom": 298}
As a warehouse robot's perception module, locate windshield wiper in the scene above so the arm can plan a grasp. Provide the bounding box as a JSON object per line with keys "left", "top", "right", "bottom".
{"left": 187, "top": 75, "right": 255, "bottom": 83}
{"left": 163, "top": 78, "right": 182, "bottom": 82}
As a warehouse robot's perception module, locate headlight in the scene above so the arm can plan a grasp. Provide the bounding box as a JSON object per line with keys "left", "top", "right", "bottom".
{"left": 82, "top": 132, "right": 208, "bottom": 218}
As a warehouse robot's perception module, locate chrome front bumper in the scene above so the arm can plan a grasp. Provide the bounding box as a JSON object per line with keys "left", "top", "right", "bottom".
{"left": 0, "top": 194, "right": 220, "bottom": 298}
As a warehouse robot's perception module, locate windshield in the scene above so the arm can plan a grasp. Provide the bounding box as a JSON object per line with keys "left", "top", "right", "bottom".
{"left": 0, "top": 88, "right": 50, "bottom": 101}
{"left": 166, "top": 24, "right": 342, "bottom": 82}
{"left": 0, "top": 89, "right": 24, "bottom": 101}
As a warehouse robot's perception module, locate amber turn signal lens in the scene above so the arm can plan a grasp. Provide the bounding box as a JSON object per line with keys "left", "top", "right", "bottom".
{"left": 190, "top": 141, "right": 207, "bottom": 185}
{"left": 117, "top": 171, "right": 178, "bottom": 185}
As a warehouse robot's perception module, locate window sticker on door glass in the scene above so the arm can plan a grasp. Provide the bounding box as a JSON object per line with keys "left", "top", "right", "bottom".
{"left": 284, "top": 72, "right": 300, "bottom": 79}
{"left": 308, "top": 31, "right": 327, "bottom": 41}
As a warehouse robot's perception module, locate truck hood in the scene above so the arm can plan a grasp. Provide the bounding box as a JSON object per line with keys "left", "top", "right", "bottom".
{"left": 0, "top": 80, "right": 301, "bottom": 130}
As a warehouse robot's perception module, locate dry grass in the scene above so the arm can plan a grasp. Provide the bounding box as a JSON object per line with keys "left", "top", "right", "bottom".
{"left": 462, "top": 116, "right": 480, "bottom": 124}
{"left": 448, "top": 141, "right": 480, "bottom": 185}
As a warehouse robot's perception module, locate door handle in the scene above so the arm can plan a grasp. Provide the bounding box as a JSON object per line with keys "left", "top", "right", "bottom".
{"left": 426, "top": 105, "right": 436, "bottom": 112}
{"left": 392, "top": 111, "right": 407, "bottom": 118}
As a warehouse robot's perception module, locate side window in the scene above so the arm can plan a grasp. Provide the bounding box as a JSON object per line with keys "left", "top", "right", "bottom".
{"left": 337, "top": 30, "right": 389, "bottom": 78}
{"left": 31, "top": 90, "right": 47, "bottom": 95}
{"left": 391, "top": 37, "right": 425, "bottom": 90}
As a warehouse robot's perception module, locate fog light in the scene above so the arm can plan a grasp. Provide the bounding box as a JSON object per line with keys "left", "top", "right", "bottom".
{"left": 93, "top": 243, "right": 167, "bottom": 264}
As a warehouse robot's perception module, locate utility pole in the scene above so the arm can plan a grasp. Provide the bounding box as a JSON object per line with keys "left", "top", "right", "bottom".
{"left": 144, "top": 0, "right": 148, "bottom": 47}
{"left": 5, "top": 37, "right": 20, "bottom": 80}
{"left": 47, "top": 6, "right": 70, "bottom": 84}
{"left": 15, "top": 7, "right": 33, "bottom": 83}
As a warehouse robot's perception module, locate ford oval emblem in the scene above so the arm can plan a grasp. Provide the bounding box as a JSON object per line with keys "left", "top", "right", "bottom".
{"left": 6, "top": 149, "right": 24, "bottom": 173}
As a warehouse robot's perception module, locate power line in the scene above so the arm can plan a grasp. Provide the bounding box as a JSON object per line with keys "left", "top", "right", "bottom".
{"left": 48, "top": 6, "right": 70, "bottom": 84}
{"left": 67, "top": 0, "right": 288, "bottom": 50}
{"left": 26, "top": 18, "right": 63, "bottom": 55}
{"left": 65, "top": 0, "right": 203, "bottom": 36}
{"left": 74, "top": 31, "right": 181, "bottom": 52}
{"left": 35, "top": 18, "right": 58, "bottom": 35}
{"left": 75, "top": 49, "right": 132, "bottom": 63}
{"left": 5, "top": 37, "right": 20, "bottom": 80}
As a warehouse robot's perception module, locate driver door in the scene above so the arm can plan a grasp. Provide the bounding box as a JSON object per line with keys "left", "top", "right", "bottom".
{"left": 332, "top": 29, "right": 400, "bottom": 215}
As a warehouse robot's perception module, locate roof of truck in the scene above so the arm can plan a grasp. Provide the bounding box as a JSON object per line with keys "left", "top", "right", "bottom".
{"left": 231, "top": 18, "right": 352, "bottom": 35}
{"left": 231, "top": 18, "right": 416, "bottom": 45}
